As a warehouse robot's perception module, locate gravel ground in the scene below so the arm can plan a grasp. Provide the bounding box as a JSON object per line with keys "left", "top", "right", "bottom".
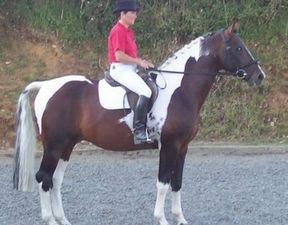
{"left": 1, "top": 147, "right": 288, "bottom": 225}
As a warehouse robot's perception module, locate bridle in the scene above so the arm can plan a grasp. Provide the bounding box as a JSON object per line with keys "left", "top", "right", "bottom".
{"left": 147, "top": 30, "right": 259, "bottom": 80}
{"left": 221, "top": 29, "right": 259, "bottom": 80}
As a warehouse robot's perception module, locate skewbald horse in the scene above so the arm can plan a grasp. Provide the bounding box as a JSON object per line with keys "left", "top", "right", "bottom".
{"left": 13, "top": 23, "right": 265, "bottom": 225}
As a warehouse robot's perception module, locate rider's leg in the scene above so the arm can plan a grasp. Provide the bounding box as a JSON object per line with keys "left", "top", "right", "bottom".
{"left": 110, "top": 63, "right": 151, "bottom": 97}
{"left": 133, "top": 95, "right": 150, "bottom": 143}
{"left": 110, "top": 63, "right": 152, "bottom": 144}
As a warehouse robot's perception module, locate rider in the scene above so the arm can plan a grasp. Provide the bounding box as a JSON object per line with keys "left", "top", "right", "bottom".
{"left": 108, "top": 0, "right": 154, "bottom": 144}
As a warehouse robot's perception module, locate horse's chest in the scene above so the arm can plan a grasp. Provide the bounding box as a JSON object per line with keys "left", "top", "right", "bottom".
{"left": 146, "top": 89, "right": 182, "bottom": 140}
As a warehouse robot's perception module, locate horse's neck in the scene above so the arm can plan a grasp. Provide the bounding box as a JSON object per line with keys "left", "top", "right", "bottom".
{"left": 180, "top": 74, "right": 215, "bottom": 111}
{"left": 179, "top": 48, "right": 218, "bottom": 108}
{"left": 159, "top": 34, "right": 219, "bottom": 111}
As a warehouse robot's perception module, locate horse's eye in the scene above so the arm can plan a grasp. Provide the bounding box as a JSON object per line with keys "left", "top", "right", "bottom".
{"left": 236, "top": 47, "right": 242, "bottom": 52}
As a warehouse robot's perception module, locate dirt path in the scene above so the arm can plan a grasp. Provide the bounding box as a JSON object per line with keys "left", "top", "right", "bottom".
{"left": 1, "top": 145, "right": 288, "bottom": 225}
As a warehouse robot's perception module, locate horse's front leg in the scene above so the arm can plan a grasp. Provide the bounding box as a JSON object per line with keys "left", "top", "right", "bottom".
{"left": 154, "top": 142, "right": 188, "bottom": 225}
{"left": 170, "top": 151, "right": 188, "bottom": 225}
{"left": 154, "top": 148, "right": 171, "bottom": 225}
{"left": 154, "top": 180, "right": 170, "bottom": 225}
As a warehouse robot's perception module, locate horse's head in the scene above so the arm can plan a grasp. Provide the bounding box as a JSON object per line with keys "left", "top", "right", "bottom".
{"left": 218, "top": 23, "right": 266, "bottom": 86}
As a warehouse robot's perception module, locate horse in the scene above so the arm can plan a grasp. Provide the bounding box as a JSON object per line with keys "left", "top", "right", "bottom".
{"left": 13, "top": 23, "right": 265, "bottom": 225}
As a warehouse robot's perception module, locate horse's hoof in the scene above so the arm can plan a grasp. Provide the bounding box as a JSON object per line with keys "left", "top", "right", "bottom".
{"left": 48, "top": 220, "right": 59, "bottom": 225}
{"left": 177, "top": 219, "right": 188, "bottom": 225}
{"left": 57, "top": 217, "right": 72, "bottom": 225}
{"left": 61, "top": 220, "right": 72, "bottom": 225}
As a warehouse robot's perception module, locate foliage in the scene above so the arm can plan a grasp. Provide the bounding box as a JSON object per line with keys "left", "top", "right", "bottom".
{"left": 4, "top": 0, "right": 288, "bottom": 143}
{"left": 13, "top": 0, "right": 89, "bottom": 44}
{"left": 12, "top": 0, "right": 288, "bottom": 48}
{"left": 196, "top": 78, "right": 287, "bottom": 144}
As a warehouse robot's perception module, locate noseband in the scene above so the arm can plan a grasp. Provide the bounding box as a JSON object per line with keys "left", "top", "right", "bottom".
{"left": 221, "top": 30, "right": 258, "bottom": 80}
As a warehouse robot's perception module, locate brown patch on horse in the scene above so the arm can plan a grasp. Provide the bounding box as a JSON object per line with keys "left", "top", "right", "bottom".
{"left": 69, "top": 80, "right": 158, "bottom": 151}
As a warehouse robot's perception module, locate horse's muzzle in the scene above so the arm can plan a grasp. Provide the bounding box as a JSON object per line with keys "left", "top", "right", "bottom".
{"left": 247, "top": 72, "right": 265, "bottom": 86}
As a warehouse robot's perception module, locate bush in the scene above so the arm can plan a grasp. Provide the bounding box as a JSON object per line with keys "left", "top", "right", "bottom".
{"left": 7, "top": 0, "right": 288, "bottom": 143}
{"left": 12, "top": 0, "right": 288, "bottom": 50}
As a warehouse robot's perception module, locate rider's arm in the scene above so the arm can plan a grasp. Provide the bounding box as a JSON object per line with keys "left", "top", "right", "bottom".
{"left": 115, "top": 50, "right": 154, "bottom": 69}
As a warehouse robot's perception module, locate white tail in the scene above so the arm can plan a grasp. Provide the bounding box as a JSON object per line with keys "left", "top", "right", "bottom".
{"left": 13, "top": 82, "right": 43, "bottom": 192}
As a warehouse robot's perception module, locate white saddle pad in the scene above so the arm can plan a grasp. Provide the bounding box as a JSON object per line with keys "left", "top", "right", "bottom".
{"left": 98, "top": 79, "right": 130, "bottom": 110}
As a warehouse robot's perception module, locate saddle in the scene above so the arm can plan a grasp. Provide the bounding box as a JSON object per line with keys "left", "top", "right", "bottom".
{"left": 104, "top": 71, "right": 158, "bottom": 112}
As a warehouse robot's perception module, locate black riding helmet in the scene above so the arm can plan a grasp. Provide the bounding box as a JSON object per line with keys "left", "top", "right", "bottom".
{"left": 113, "top": 0, "right": 140, "bottom": 13}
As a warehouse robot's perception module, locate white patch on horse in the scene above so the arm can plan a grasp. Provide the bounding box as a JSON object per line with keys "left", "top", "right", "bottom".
{"left": 154, "top": 181, "right": 170, "bottom": 225}
{"left": 172, "top": 191, "right": 188, "bottom": 224}
{"left": 147, "top": 37, "right": 204, "bottom": 140}
{"left": 160, "top": 37, "right": 204, "bottom": 70}
{"left": 51, "top": 159, "right": 71, "bottom": 225}
{"left": 34, "top": 75, "right": 93, "bottom": 134}
{"left": 119, "top": 112, "right": 134, "bottom": 130}
{"left": 38, "top": 183, "right": 58, "bottom": 225}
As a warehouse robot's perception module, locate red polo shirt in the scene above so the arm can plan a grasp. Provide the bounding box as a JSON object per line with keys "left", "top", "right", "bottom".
{"left": 108, "top": 22, "right": 138, "bottom": 64}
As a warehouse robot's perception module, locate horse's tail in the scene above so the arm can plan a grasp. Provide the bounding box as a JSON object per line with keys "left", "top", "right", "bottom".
{"left": 13, "top": 81, "right": 43, "bottom": 192}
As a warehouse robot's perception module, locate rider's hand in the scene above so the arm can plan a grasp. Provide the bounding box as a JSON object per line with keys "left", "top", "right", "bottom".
{"left": 138, "top": 58, "right": 154, "bottom": 70}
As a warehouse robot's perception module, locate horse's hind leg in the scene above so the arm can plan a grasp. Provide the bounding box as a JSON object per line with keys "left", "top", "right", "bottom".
{"left": 50, "top": 141, "right": 76, "bottom": 225}
{"left": 36, "top": 140, "right": 75, "bottom": 225}
{"left": 38, "top": 159, "right": 71, "bottom": 225}
{"left": 38, "top": 183, "right": 59, "bottom": 225}
{"left": 50, "top": 158, "right": 71, "bottom": 225}
{"left": 37, "top": 149, "right": 61, "bottom": 225}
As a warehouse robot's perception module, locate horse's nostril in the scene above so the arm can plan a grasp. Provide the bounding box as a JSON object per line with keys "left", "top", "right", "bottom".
{"left": 258, "top": 74, "right": 264, "bottom": 80}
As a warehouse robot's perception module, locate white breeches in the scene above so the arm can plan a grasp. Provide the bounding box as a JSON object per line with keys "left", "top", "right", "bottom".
{"left": 110, "top": 63, "right": 152, "bottom": 98}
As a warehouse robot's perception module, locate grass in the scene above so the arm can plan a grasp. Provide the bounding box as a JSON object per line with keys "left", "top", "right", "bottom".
{"left": 196, "top": 76, "right": 288, "bottom": 144}
{"left": 14, "top": 0, "right": 89, "bottom": 45}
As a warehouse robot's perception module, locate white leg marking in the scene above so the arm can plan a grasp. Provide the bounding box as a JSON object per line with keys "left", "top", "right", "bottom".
{"left": 172, "top": 191, "right": 188, "bottom": 225}
{"left": 51, "top": 159, "right": 71, "bottom": 225}
{"left": 39, "top": 183, "right": 59, "bottom": 225}
{"left": 154, "top": 181, "right": 170, "bottom": 225}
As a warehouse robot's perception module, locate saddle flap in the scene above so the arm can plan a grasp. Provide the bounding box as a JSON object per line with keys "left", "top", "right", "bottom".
{"left": 100, "top": 71, "right": 158, "bottom": 111}
{"left": 98, "top": 79, "right": 130, "bottom": 110}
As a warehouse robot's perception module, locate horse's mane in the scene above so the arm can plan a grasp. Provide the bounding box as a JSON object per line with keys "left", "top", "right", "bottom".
{"left": 159, "top": 31, "right": 219, "bottom": 70}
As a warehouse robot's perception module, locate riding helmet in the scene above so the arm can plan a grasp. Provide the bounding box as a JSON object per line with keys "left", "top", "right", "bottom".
{"left": 113, "top": 0, "right": 140, "bottom": 13}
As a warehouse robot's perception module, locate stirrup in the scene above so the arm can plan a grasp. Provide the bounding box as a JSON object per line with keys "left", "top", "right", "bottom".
{"left": 133, "top": 136, "right": 153, "bottom": 145}
{"left": 133, "top": 130, "right": 152, "bottom": 145}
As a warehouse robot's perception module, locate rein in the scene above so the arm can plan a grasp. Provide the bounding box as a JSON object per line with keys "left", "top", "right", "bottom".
{"left": 147, "top": 29, "right": 259, "bottom": 80}
{"left": 147, "top": 68, "right": 228, "bottom": 76}
{"left": 146, "top": 68, "right": 226, "bottom": 90}
{"left": 147, "top": 68, "right": 214, "bottom": 76}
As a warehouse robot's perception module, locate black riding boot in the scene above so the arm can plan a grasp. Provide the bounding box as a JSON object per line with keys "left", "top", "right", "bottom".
{"left": 133, "top": 95, "right": 150, "bottom": 144}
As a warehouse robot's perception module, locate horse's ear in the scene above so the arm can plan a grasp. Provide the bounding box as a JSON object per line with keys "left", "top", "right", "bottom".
{"left": 224, "top": 22, "right": 240, "bottom": 38}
